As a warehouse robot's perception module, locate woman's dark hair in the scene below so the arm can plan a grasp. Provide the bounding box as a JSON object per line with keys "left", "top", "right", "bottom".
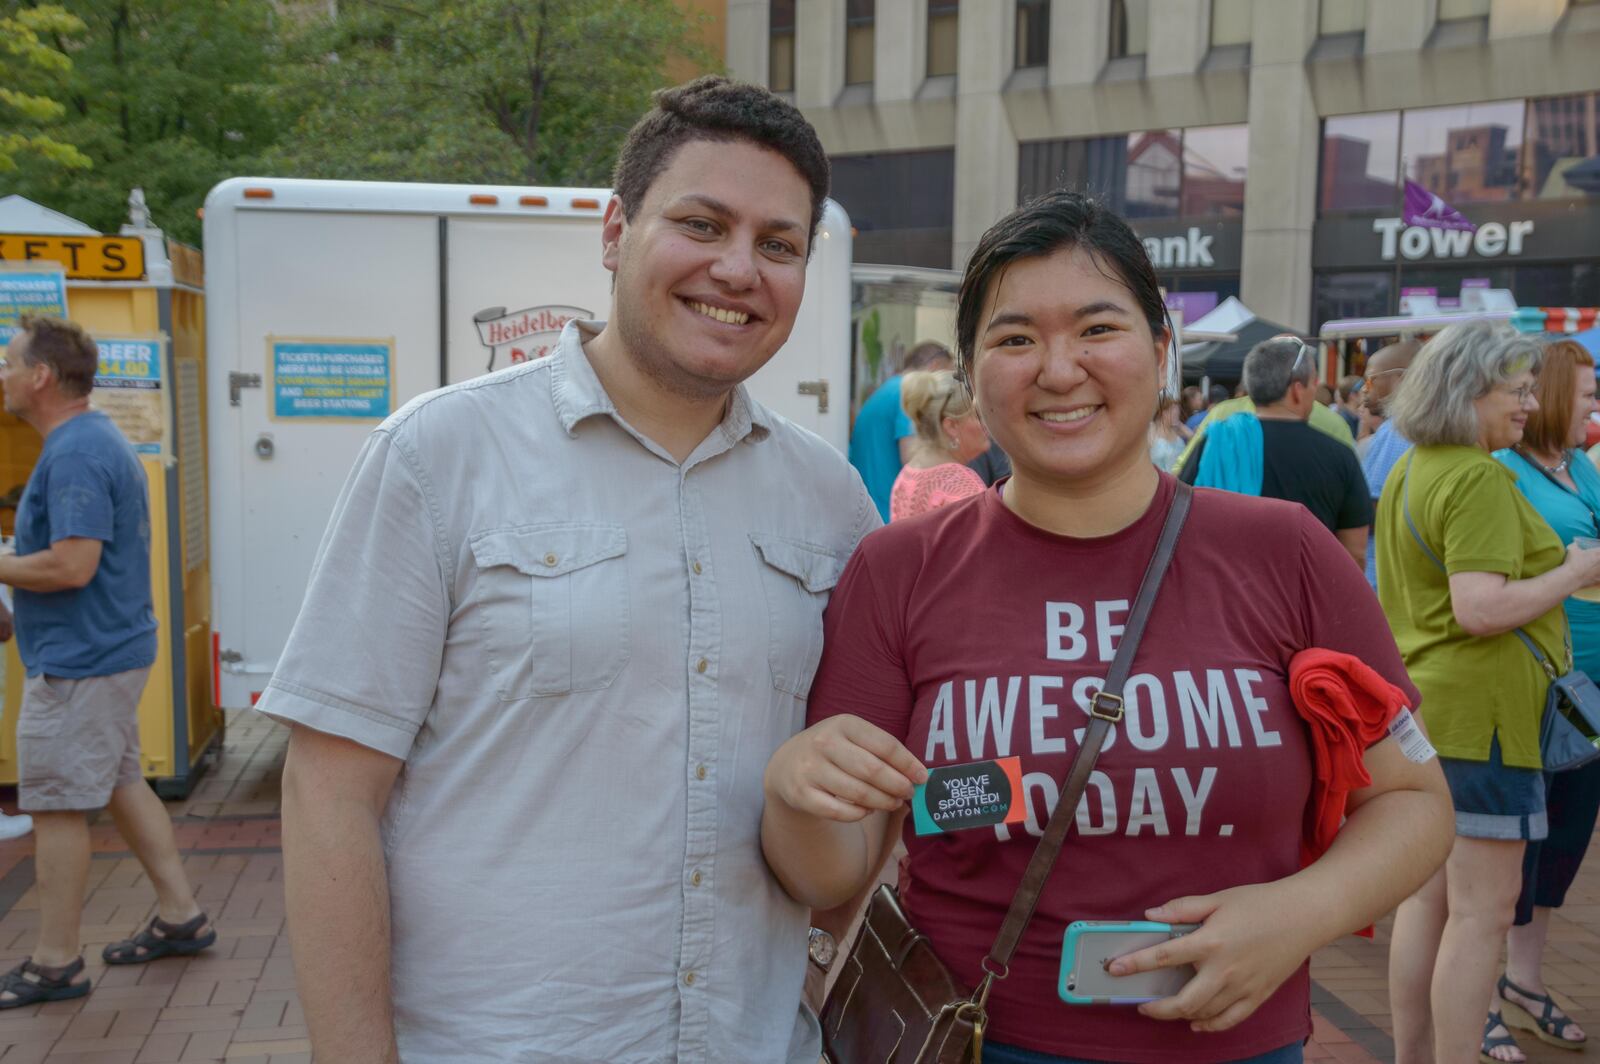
{"left": 955, "top": 190, "right": 1171, "bottom": 383}
{"left": 612, "top": 75, "right": 831, "bottom": 246}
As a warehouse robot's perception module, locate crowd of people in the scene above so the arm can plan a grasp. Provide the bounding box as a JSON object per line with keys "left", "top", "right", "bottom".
{"left": 9, "top": 72, "right": 1597, "bottom": 1064}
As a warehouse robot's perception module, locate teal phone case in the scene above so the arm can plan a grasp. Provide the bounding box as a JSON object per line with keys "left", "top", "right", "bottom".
{"left": 1058, "top": 920, "right": 1198, "bottom": 1005}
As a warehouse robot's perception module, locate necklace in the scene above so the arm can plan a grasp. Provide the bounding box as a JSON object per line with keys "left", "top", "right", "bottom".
{"left": 1519, "top": 446, "right": 1571, "bottom": 476}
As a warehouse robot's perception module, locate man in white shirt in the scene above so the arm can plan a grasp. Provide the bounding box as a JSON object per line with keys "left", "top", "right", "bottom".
{"left": 262, "top": 77, "right": 877, "bottom": 1063}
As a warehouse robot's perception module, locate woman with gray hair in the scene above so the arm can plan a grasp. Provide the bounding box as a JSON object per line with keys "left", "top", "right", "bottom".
{"left": 1377, "top": 320, "right": 1600, "bottom": 1064}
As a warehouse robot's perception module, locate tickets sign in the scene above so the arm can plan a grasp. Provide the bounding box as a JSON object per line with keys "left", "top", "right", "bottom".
{"left": 0, "top": 266, "right": 68, "bottom": 344}
{"left": 0, "top": 234, "right": 145, "bottom": 281}
{"left": 270, "top": 337, "right": 394, "bottom": 420}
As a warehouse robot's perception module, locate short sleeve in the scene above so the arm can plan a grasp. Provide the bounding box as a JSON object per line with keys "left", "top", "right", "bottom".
{"left": 255, "top": 429, "right": 451, "bottom": 760}
{"left": 1438, "top": 464, "right": 1523, "bottom": 576}
{"left": 806, "top": 544, "right": 915, "bottom": 740}
{"left": 1295, "top": 510, "right": 1421, "bottom": 708}
{"left": 893, "top": 407, "right": 914, "bottom": 442}
{"left": 44, "top": 455, "right": 116, "bottom": 544}
{"left": 1335, "top": 450, "right": 1375, "bottom": 530}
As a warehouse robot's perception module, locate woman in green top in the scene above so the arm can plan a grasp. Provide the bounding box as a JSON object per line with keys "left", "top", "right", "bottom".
{"left": 1376, "top": 320, "right": 1600, "bottom": 1064}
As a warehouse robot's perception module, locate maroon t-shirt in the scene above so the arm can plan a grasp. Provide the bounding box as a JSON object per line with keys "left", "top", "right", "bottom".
{"left": 808, "top": 475, "right": 1417, "bottom": 1063}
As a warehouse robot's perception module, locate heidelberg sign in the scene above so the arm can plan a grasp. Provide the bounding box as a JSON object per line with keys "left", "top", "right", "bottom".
{"left": 1314, "top": 199, "right": 1598, "bottom": 270}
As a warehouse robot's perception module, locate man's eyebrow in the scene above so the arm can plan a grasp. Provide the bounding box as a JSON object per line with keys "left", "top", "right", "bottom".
{"left": 674, "top": 193, "right": 804, "bottom": 233}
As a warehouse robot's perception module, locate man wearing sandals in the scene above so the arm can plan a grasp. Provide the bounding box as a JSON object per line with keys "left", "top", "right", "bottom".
{"left": 0, "top": 316, "right": 214, "bottom": 1009}
{"left": 262, "top": 77, "right": 875, "bottom": 1063}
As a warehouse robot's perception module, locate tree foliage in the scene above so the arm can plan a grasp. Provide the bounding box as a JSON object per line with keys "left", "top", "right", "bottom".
{"left": 263, "top": 0, "right": 716, "bottom": 188}
{"left": 0, "top": 4, "right": 92, "bottom": 173}
{"left": 0, "top": 0, "right": 717, "bottom": 244}
{"left": 2, "top": 0, "right": 285, "bottom": 243}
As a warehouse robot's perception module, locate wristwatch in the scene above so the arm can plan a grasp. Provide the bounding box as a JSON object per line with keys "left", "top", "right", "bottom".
{"left": 808, "top": 927, "right": 837, "bottom": 972}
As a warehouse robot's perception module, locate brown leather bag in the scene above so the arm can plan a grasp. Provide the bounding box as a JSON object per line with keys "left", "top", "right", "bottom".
{"left": 819, "top": 482, "right": 1193, "bottom": 1064}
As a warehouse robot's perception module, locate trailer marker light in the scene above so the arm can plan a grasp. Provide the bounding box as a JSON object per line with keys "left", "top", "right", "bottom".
{"left": 242, "top": 187, "right": 274, "bottom": 200}
{"left": 572, "top": 197, "right": 601, "bottom": 210}
{"left": 470, "top": 194, "right": 500, "bottom": 206}
{"left": 519, "top": 195, "right": 549, "bottom": 207}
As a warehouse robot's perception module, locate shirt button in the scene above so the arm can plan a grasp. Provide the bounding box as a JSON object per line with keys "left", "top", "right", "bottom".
{"left": 696, "top": 764, "right": 707, "bottom": 780}
{"left": 543, "top": 553, "right": 558, "bottom": 566}
{"left": 692, "top": 560, "right": 703, "bottom": 575}
{"left": 683, "top": 971, "right": 696, "bottom": 987}
{"left": 696, "top": 658, "right": 708, "bottom": 674}
{"left": 691, "top": 870, "right": 703, "bottom": 887}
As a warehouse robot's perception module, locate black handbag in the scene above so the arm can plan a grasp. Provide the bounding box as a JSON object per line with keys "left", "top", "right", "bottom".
{"left": 1401, "top": 453, "right": 1600, "bottom": 771}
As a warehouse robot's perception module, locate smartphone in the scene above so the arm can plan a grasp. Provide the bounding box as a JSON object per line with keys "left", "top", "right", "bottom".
{"left": 1058, "top": 920, "right": 1199, "bottom": 1005}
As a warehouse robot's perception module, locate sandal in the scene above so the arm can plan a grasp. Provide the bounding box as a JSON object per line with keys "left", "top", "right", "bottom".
{"left": 1499, "top": 973, "right": 1586, "bottom": 1050}
{"left": 1481, "top": 1011, "right": 1526, "bottom": 1064}
{"left": 102, "top": 912, "right": 216, "bottom": 965}
{"left": 0, "top": 957, "right": 90, "bottom": 1009}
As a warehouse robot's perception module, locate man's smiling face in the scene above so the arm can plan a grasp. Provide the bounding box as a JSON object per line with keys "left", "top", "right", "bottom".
{"left": 602, "top": 137, "right": 814, "bottom": 400}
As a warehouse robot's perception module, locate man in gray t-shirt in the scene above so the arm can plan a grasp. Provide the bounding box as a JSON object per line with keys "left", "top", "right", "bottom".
{"left": 261, "top": 78, "right": 877, "bottom": 1063}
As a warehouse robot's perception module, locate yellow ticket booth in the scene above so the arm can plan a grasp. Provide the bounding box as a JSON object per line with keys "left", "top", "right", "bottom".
{"left": 0, "top": 192, "right": 219, "bottom": 797}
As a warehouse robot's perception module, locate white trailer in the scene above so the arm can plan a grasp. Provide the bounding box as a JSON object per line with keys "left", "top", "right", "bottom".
{"left": 203, "top": 177, "right": 852, "bottom": 709}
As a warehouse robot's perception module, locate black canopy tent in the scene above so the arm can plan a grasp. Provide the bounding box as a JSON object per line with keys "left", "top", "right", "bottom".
{"left": 1180, "top": 317, "right": 1309, "bottom": 388}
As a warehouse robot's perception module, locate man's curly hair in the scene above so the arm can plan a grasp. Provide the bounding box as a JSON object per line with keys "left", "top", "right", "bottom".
{"left": 612, "top": 75, "right": 830, "bottom": 247}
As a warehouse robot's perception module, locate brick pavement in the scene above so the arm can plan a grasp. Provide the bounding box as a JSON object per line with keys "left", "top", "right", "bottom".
{"left": 0, "top": 711, "right": 1594, "bottom": 1062}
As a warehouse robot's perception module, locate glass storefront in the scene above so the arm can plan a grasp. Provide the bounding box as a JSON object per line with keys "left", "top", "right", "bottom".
{"left": 1313, "top": 91, "right": 1600, "bottom": 325}
{"left": 830, "top": 149, "right": 957, "bottom": 269}
{"left": 1020, "top": 126, "right": 1248, "bottom": 316}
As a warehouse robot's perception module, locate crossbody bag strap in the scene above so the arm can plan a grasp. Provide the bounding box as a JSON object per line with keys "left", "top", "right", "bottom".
{"left": 1401, "top": 451, "right": 1563, "bottom": 680}
{"left": 976, "top": 481, "right": 1193, "bottom": 992}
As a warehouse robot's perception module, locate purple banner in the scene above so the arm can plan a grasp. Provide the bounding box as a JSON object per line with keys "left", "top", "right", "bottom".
{"left": 1402, "top": 180, "right": 1477, "bottom": 232}
{"left": 1165, "top": 291, "right": 1219, "bottom": 324}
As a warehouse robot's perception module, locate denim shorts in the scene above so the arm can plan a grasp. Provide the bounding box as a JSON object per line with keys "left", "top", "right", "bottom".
{"left": 981, "top": 1040, "right": 1302, "bottom": 1064}
{"left": 1438, "top": 734, "right": 1548, "bottom": 841}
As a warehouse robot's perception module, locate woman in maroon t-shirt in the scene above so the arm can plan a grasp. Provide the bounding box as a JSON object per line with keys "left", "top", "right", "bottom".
{"left": 761, "top": 191, "right": 1454, "bottom": 1064}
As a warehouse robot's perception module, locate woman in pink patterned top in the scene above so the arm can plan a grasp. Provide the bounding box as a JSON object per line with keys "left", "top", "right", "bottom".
{"left": 889, "top": 369, "right": 994, "bottom": 521}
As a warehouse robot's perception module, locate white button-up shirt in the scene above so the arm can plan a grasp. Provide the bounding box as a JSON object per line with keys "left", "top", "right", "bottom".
{"left": 259, "top": 321, "right": 878, "bottom": 1063}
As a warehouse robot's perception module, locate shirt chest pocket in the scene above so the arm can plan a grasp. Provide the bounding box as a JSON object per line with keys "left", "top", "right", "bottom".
{"left": 750, "top": 533, "right": 847, "bottom": 699}
{"left": 468, "top": 523, "right": 629, "bottom": 701}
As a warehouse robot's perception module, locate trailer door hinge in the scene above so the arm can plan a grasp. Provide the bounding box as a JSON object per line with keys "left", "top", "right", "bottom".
{"left": 797, "top": 379, "right": 829, "bottom": 413}
{"left": 229, "top": 372, "right": 262, "bottom": 406}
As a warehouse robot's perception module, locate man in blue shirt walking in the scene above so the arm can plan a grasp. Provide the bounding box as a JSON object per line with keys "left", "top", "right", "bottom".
{"left": 848, "top": 340, "right": 952, "bottom": 521}
{"left": 0, "top": 316, "right": 213, "bottom": 1009}
{"left": 1359, "top": 339, "right": 1420, "bottom": 589}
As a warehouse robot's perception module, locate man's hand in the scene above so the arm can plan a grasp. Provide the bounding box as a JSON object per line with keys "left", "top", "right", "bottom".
{"left": 0, "top": 606, "right": 13, "bottom": 643}
{"left": 764, "top": 715, "right": 927, "bottom": 823}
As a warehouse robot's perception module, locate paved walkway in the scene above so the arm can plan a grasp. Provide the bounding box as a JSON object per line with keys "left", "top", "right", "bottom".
{"left": 0, "top": 711, "right": 1597, "bottom": 1062}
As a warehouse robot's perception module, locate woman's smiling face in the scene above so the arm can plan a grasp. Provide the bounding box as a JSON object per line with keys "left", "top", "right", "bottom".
{"left": 971, "top": 246, "right": 1168, "bottom": 491}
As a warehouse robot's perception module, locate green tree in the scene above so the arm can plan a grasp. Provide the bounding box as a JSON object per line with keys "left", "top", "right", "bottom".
{"left": 1, "top": 0, "right": 283, "bottom": 244}
{"left": 264, "top": 0, "right": 717, "bottom": 188}
{"left": 0, "top": 5, "right": 92, "bottom": 173}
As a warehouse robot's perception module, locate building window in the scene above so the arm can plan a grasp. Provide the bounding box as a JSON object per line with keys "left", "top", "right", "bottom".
{"left": 1181, "top": 126, "right": 1250, "bottom": 217}
{"left": 1437, "top": 0, "right": 1489, "bottom": 17}
{"left": 1319, "top": 0, "right": 1364, "bottom": 35}
{"left": 829, "top": 150, "right": 957, "bottom": 269}
{"left": 769, "top": 0, "right": 795, "bottom": 92}
{"left": 1109, "top": 0, "right": 1149, "bottom": 58}
{"left": 1320, "top": 112, "right": 1401, "bottom": 212}
{"left": 846, "top": 0, "right": 875, "bottom": 85}
{"left": 1401, "top": 101, "right": 1525, "bottom": 204}
{"left": 1210, "top": 0, "right": 1252, "bottom": 46}
{"left": 1524, "top": 92, "right": 1600, "bottom": 199}
{"left": 927, "top": 0, "right": 959, "bottom": 77}
{"left": 1018, "top": 125, "right": 1248, "bottom": 221}
{"left": 1016, "top": 0, "right": 1049, "bottom": 69}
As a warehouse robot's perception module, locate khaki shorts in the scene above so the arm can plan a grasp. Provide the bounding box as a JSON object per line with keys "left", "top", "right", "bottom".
{"left": 18, "top": 667, "right": 151, "bottom": 812}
